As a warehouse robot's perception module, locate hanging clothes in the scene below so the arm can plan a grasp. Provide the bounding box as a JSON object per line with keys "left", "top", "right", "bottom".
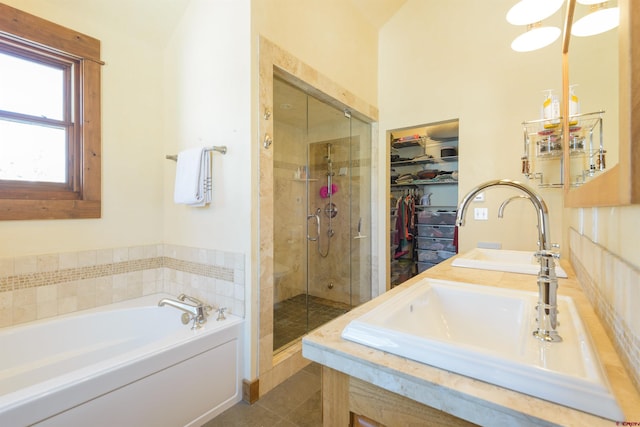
{"left": 394, "top": 192, "right": 416, "bottom": 259}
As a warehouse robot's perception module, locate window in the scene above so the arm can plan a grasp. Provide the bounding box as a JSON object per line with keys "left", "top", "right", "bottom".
{"left": 0, "top": 3, "right": 102, "bottom": 220}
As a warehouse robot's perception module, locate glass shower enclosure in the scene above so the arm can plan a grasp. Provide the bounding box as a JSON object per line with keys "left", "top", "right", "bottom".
{"left": 272, "top": 77, "right": 372, "bottom": 352}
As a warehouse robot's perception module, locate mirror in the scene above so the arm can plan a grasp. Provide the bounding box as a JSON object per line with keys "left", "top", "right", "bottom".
{"left": 567, "top": 2, "right": 618, "bottom": 186}
{"left": 562, "top": 0, "right": 639, "bottom": 206}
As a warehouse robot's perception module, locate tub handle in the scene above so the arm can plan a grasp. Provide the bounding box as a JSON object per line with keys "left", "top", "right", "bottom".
{"left": 178, "top": 293, "right": 205, "bottom": 306}
{"left": 181, "top": 312, "right": 192, "bottom": 325}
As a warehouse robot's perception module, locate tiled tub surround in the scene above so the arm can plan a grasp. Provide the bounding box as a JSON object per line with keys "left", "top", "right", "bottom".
{"left": 569, "top": 227, "right": 640, "bottom": 392}
{"left": 0, "top": 244, "right": 245, "bottom": 328}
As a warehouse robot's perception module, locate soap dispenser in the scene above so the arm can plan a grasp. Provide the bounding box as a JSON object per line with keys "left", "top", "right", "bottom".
{"left": 569, "top": 85, "right": 580, "bottom": 125}
{"left": 542, "top": 89, "right": 560, "bottom": 128}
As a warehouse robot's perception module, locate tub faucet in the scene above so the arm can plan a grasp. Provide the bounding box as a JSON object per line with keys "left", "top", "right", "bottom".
{"left": 158, "top": 294, "right": 213, "bottom": 329}
{"left": 456, "top": 179, "right": 562, "bottom": 342}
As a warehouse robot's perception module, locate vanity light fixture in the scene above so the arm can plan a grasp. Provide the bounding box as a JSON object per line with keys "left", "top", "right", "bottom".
{"left": 507, "top": 0, "right": 564, "bottom": 52}
{"left": 571, "top": 1, "right": 619, "bottom": 37}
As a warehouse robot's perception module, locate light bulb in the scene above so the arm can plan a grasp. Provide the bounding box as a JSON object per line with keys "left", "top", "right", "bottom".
{"left": 511, "top": 24, "right": 561, "bottom": 52}
{"left": 507, "top": 0, "right": 564, "bottom": 25}
{"left": 571, "top": 6, "right": 619, "bottom": 37}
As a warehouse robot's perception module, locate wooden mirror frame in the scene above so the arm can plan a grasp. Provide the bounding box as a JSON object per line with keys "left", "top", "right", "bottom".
{"left": 562, "top": 0, "right": 640, "bottom": 207}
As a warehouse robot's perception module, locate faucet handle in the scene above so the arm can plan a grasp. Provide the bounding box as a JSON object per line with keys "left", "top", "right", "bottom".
{"left": 178, "top": 293, "right": 206, "bottom": 306}
{"left": 535, "top": 249, "right": 560, "bottom": 259}
{"left": 216, "top": 307, "right": 227, "bottom": 321}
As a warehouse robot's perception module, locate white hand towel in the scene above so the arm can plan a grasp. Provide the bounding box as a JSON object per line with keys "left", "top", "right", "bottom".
{"left": 173, "top": 147, "right": 212, "bottom": 206}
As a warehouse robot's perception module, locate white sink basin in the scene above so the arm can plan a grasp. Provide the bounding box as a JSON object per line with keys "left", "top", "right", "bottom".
{"left": 451, "top": 248, "right": 568, "bottom": 278}
{"left": 341, "top": 278, "right": 622, "bottom": 420}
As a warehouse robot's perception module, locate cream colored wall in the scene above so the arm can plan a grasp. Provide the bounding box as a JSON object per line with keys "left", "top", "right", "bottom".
{"left": 253, "top": 0, "right": 379, "bottom": 108}
{"left": 162, "top": 0, "right": 253, "bottom": 377}
{"left": 0, "top": 0, "right": 165, "bottom": 257}
{"left": 379, "top": 0, "right": 565, "bottom": 259}
{"left": 162, "top": 0, "right": 251, "bottom": 254}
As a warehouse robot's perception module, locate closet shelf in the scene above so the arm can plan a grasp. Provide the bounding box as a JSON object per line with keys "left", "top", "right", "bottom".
{"left": 391, "top": 180, "right": 458, "bottom": 187}
{"left": 391, "top": 156, "right": 458, "bottom": 167}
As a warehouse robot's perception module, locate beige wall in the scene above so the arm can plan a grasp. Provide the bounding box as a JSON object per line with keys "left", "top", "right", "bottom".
{"left": 253, "top": 0, "right": 379, "bottom": 108}
{"left": 162, "top": 0, "right": 251, "bottom": 253}
{"left": 379, "top": 0, "right": 565, "bottom": 259}
{"left": 0, "top": 0, "right": 166, "bottom": 257}
{"left": 381, "top": 0, "right": 639, "bottom": 388}
{"left": 163, "top": 0, "right": 254, "bottom": 378}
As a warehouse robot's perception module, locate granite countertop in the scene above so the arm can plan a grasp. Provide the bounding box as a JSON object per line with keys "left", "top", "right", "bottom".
{"left": 302, "top": 258, "right": 640, "bottom": 426}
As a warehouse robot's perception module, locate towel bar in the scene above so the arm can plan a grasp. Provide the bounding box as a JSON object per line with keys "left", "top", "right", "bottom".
{"left": 166, "top": 146, "right": 227, "bottom": 161}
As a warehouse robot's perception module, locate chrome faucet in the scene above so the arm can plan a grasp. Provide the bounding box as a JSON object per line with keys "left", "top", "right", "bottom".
{"left": 158, "top": 294, "right": 213, "bottom": 329}
{"left": 497, "top": 195, "right": 530, "bottom": 218}
{"left": 456, "top": 179, "right": 562, "bottom": 342}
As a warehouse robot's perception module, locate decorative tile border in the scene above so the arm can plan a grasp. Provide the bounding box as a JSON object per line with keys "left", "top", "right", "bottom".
{"left": 162, "top": 257, "right": 234, "bottom": 282}
{"left": 569, "top": 227, "right": 640, "bottom": 391}
{"left": 0, "top": 244, "right": 244, "bottom": 328}
{"left": 0, "top": 257, "right": 234, "bottom": 293}
{"left": 1, "top": 258, "right": 164, "bottom": 292}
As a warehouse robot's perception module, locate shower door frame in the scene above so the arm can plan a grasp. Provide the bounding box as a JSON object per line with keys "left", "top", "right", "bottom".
{"left": 258, "top": 36, "right": 379, "bottom": 397}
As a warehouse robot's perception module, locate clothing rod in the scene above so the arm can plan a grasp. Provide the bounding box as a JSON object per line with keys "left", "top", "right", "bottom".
{"left": 165, "top": 146, "right": 227, "bottom": 161}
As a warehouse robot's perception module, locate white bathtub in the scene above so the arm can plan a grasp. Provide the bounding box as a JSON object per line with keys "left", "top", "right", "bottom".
{"left": 0, "top": 293, "right": 244, "bottom": 427}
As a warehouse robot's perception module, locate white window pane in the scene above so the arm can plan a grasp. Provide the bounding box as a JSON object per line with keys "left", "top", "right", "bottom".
{"left": 0, "top": 52, "right": 64, "bottom": 120}
{"left": 0, "top": 119, "right": 66, "bottom": 183}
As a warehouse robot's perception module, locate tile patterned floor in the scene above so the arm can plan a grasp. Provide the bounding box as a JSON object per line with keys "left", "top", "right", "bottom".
{"left": 202, "top": 363, "right": 322, "bottom": 427}
{"left": 273, "top": 294, "right": 349, "bottom": 351}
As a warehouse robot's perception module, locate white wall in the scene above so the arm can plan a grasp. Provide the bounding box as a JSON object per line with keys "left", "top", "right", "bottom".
{"left": 162, "top": 0, "right": 251, "bottom": 253}
{"left": 379, "top": 0, "right": 565, "bottom": 254}
{"left": 0, "top": 0, "right": 165, "bottom": 257}
{"left": 163, "top": 0, "right": 253, "bottom": 377}
{"left": 253, "top": 0, "right": 379, "bottom": 108}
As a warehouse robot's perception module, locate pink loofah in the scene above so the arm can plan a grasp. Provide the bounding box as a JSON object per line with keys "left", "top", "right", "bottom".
{"left": 320, "top": 184, "right": 338, "bottom": 198}
{"left": 319, "top": 186, "right": 329, "bottom": 198}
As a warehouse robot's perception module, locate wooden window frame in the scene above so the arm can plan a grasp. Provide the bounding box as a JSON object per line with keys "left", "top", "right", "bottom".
{"left": 0, "top": 3, "right": 101, "bottom": 220}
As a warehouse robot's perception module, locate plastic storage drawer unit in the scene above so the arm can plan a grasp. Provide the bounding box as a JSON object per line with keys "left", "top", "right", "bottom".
{"left": 416, "top": 237, "right": 456, "bottom": 251}
{"left": 417, "top": 224, "right": 455, "bottom": 239}
{"left": 417, "top": 210, "right": 457, "bottom": 225}
{"left": 417, "top": 249, "right": 455, "bottom": 263}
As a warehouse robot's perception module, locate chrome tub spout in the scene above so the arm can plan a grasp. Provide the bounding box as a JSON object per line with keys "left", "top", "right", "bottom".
{"left": 158, "top": 294, "right": 213, "bottom": 329}
{"left": 456, "top": 179, "right": 562, "bottom": 342}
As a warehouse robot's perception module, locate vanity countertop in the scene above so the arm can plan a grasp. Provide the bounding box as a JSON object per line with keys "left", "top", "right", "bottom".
{"left": 302, "top": 258, "right": 640, "bottom": 426}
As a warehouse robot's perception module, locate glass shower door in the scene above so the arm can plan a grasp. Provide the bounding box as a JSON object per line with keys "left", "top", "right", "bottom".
{"left": 272, "top": 77, "right": 371, "bottom": 353}
{"left": 305, "top": 95, "right": 353, "bottom": 335}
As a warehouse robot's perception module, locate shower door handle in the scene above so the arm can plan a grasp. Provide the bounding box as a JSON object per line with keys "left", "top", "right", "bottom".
{"left": 306, "top": 213, "right": 319, "bottom": 241}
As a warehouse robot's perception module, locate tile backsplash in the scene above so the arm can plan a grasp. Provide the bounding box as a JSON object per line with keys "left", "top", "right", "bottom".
{"left": 0, "top": 244, "right": 245, "bottom": 328}
{"left": 569, "top": 227, "right": 640, "bottom": 391}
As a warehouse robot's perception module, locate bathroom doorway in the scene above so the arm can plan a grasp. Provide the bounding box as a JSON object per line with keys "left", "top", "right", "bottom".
{"left": 272, "top": 77, "right": 372, "bottom": 352}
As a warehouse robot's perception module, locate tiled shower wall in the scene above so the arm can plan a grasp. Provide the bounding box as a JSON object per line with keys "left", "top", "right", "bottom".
{"left": 569, "top": 228, "right": 640, "bottom": 390}
{"left": 0, "top": 244, "right": 245, "bottom": 328}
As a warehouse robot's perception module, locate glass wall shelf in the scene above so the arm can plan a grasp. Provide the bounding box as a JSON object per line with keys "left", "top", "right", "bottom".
{"left": 520, "top": 110, "right": 605, "bottom": 188}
